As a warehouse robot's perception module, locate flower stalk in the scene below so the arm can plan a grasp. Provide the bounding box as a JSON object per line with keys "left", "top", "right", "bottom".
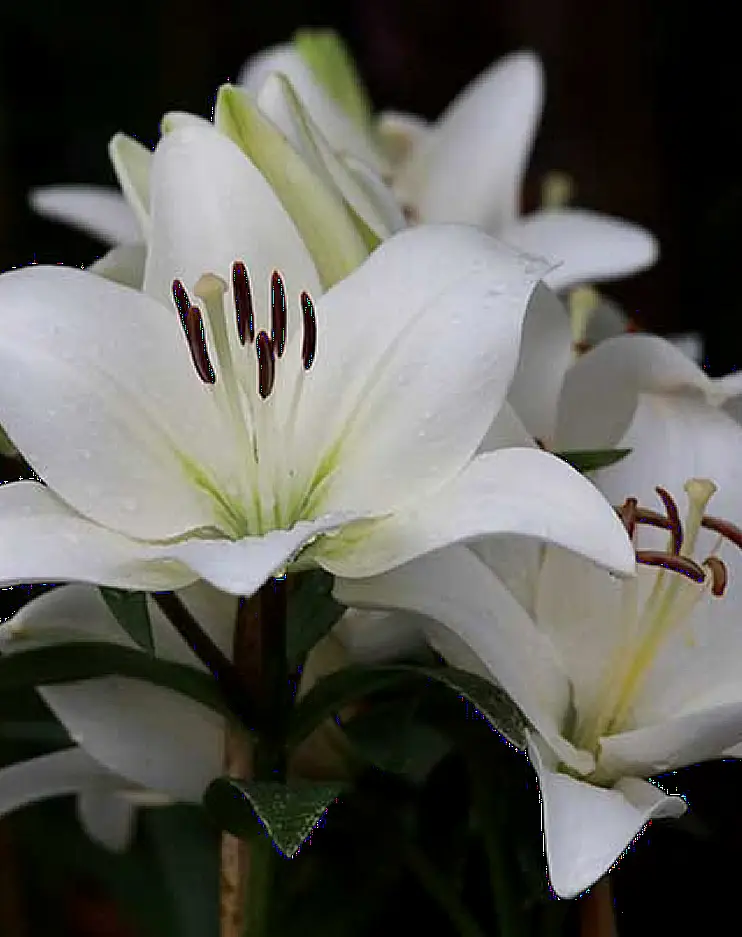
{"left": 221, "top": 577, "right": 290, "bottom": 937}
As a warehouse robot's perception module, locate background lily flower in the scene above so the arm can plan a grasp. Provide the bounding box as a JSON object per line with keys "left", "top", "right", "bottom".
{"left": 31, "top": 82, "right": 381, "bottom": 293}
{"left": 336, "top": 473, "right": 742, "bottom": 898}
{"left": 507, "top": 287, "right": 706, "bottom": 445}
{"left": 554, "top": 331, "right": 742, "bottom": 516}
{"left": 240, "top": 36, "right": 658, "bottom": 292}
{"left": 0, "top": 121, "right": 634, "bottom": 595}
{"left": 0, "top": 580, "right": 349, "bottom": 840}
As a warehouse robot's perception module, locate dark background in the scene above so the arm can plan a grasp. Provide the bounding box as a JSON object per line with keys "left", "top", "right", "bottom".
{"left": 1, "top": 0, "right": 741, "bottom": 933}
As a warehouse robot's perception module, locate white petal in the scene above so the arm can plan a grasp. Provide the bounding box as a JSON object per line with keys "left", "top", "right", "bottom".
{"left": 506, "top": 284, "right": 573, "bottom": 443}
{"left": 534, "top": 545, "right": 630, "bottom": 730}
{"left": 335, "top": 545, "right": 574, "bottom": 757}
{"left": 555, "top": 333, "right": 710, "bottom": 451}
{"left": 88, "top": 243, "right": 146, "bottom": 289}
{"left": 396, "top": 52, "right": 543, "bottom": 228}
{"left": 215, "top": 83, "right": 369, "bottom": 288}
{"left": 377, "top": 111, "right": 431, "bottom": 166}
{"left": 40, "top": 679, "right": 223, "bottom": 800}
{"left": 586, "top": 392, "right": 742, "bottom": 521}
{"left": 238, "top": 43, "right": 308, "bottom": 93}
{"left": 77, "top": 787, "right": 138, "bottom": 851}
{"left": 330, "top": 607, "right": 429, "bottom": 665}
{"left": 29, "top": 186, "right": 139, "bottom": 244}
{"left": 0, "top": 482, "right": 193, "bottom": 590}
{"left": 321, "top": 448, "right": 635, "bottom": 579}
{"left": 528, "top": 733, "right": 686, "bottom": 898}
{"left": 254, "top": 75, "right": 396, "bottom": 241}
{"left": 109, "top": 134, "right": 152, "bottom": 240}
{"left": 598, "top": 698, "right": 742, "bottom": 778}
{"left": 0, "top": 748, "right": 115, "bottom": 819}
{"left": 299, "top": 226, "right": 547, "bottom": 519}
{"left": 502, "top": 209, "right": 659, "bottom": 290}
{"left": 0, "top": 265, "right": 238, "bottom": 540}
{"left": 165, "top": 513, "right": 350, "bottom": 596}
{"left": 143, "top": 122, "right": 320, "bottom": 335}
{"left": 669, "top": 332, "right": 704, "bottom": 364}
{"left": 240, "top": 46, "right": 385, "bottom": 172}
{"left": 477, "top": 400, "right": 535, "bottom": 453}
{"left": 0, "top": 584, "right": 223, "bottom": 799}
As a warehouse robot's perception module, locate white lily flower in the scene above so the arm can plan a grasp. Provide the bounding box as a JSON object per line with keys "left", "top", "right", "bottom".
{"left": 555, "top": 331, "right": 742, "bottom": 513}
{"left": 338, "top": 329, "right": 742, "bottom": 896}
{"left": 337, "top": 471, "right": 742, "bottom": 897}
{"left": 0, "top": 121, "right": 635, "bottom": 595}
{"left": 240, "top": 39, "right": 658, "bottom": 291}
{"left": 507, "top": 287, "right": 706, "bottom": 445}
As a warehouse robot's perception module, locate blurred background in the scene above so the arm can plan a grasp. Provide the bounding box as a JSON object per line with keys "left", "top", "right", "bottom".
{"left": 0, "top": 0, "right": 740, "bottom": 933}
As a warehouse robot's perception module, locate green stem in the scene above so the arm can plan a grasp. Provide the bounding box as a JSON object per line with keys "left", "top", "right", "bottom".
{"left": 401, "top": 838, "right": 487, "bottom": 937}
{"left": 243, "top": 830, "right": 276, "bottom": 937}
{"left": 467, "top": 758, "right": 523, "bottom": 937}
{"left": 229, "top": 577, "right": 289, "bottom": 937}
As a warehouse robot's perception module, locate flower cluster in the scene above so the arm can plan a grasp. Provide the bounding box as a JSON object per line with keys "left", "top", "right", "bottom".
{"left": 1, "top": 27, "right": 738, "bottom": 930}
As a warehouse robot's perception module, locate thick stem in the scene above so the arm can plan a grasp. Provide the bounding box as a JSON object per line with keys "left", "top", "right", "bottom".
{"left": 220, "top": 577, "right": 289, "bottom": 937}
{"left": 580, "top": 877, "right": 617, "bottom": 937}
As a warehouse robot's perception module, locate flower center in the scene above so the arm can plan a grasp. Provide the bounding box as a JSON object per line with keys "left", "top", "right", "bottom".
{"left": 170, "top": 261, "right": 319, "bottom": 537}
{"left": 573, "top": 479, "right": 742, "bottom": 754}
{"left": 172, "top": 261, "right": 317, "bottom": 399}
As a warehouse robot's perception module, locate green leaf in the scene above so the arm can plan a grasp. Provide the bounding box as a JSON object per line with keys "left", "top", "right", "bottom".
{"left": 0, "top": 423, "right": 17, "bottom": 457}
{"left": 99, "top": 587, "right": 154, "bottom": 652}
{"left": 287, "top": 570, "right": 345, "bottom": 669}
{"left": 215, "top": 83, "right": 369, "bottom": 288}
{"left": 293, "top": 28, "right": 373, "bottom": 129}
{"left": 342, "top": 699, "right": 452, "bottom": 782}
{"left": 290, "top": 663, "right": 527, "bottom": 752}
{"left": 0, "top": 641, "right": 228, "bottom": 716}
{"left": 555, "top": 447, "right": 631, "bottom": 473}
{"left": 204, "top": 777, "right": 343, "bottom": 857}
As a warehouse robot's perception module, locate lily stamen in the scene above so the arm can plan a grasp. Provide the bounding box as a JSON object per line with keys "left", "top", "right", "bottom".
{"left": 232, "top": 261, "right": 254, "bottom": 346}
{"left": 655, "top": 486, "right": 683, "bottom": 555}
{"left": 255, "top": 331, "right": 275, "bottom": 399}
{"left": 701, "top": 515, "right": 742, "bottom": 553}
{"left": 271, "top": 271, "right": 287, "bottom": 358}
{"left": 171, "top": 279, "right": 216, "bottom": 385}
{"left": 301, "top": 291, "right": 316, "bottom": 370}
{"left": 704, "top": 556, "right": 728, "bottom": 596}
{"left": 617, "top": 497, "right": 638, "bottom": 539}
{"left": 635, "top": 549, "right": 706, "bottom": 583}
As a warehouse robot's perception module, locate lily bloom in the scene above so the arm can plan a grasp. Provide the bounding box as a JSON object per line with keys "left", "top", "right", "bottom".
{"left": 337, "top": 476, "right": 742, "bottom": 897}
{"left": 240, "top": 38, "right": 658, "bottom": 291}
{"left": 0, "top": 121, "right": 633, "bottom": 596}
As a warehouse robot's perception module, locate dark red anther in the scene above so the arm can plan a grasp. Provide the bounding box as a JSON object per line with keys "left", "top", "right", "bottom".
{"left": 301, "top": 291, "right": 316, "bottom": 370}
{"left": 172, "top": 279, "right": 191, "bottom": 319}
{"left": 232, "top": 261, "right": 254, "bottom": 345}
{"left": 256, "top": 331, "right": 275, "bottom": 399}
{"left": 617, "top": 498, "right": 638, "bottom": 539}
{"left": 702, "top": 515, "right": 742, "bottom": 553}
{"left": 635, "top": 549, "right": 706, "bottom": 584}
{"left": 183, "top": 305, "right": 216, "bottom": 384}
{"left": 172, "top": 280, "right": 215, "bottom": 384}
{"left": 271, "top": 271, "right": 287, "bottom": 358}
{"left": 704, "top": 556, "right": 728, "bottom": 596}
{"left": 655, "top": 487, "right": 683, "bottom": 555}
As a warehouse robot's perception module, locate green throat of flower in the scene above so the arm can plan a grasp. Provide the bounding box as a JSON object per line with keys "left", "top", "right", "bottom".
{"left": 168, "top": 262, "right": 330, "bottom": 538}
{"left": 573, "top": 479, "right": 742, "bottom": 757}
